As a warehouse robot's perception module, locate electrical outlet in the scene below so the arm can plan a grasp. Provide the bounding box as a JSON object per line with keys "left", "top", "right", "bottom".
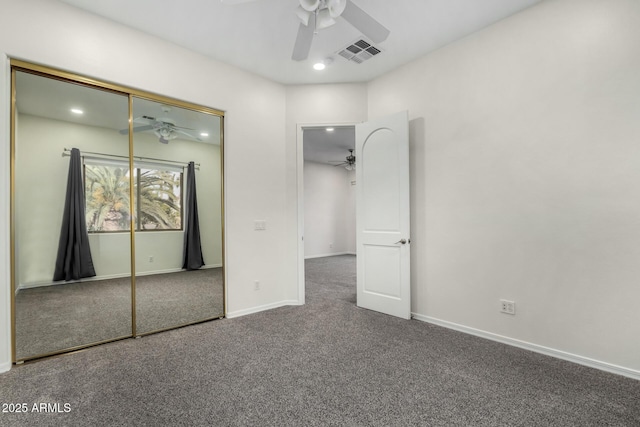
{"left": 254, "top": 280, "right": 260, "bottom": 291}
{"left": 500, "top": 299, "right": 516, "bottom": 315}
{"left": 254, "top": 220, "right": 266, "bottom": 231}
{"left": 149, "top": 256, "right": 154, "bottom": 263}
{"left": 329, "top": 243, "right": 333, "bottom": 249}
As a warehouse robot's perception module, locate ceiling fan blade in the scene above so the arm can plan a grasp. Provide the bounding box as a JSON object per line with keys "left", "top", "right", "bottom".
{"left": 119, "top": 124, "right": 155, "bottom": 135}
{"left": 341, "top": 0, "right": 390, "bottom": 43}
{"left": 170, "top": 124, "right": 196, "bottom": 131}
{"left": 133, "top": 116, "right": 154, "bottom": 124}
{"left": 133, "top": 125, "right": 155, "bottom": 133}
{"left": 174, "top": 129, "right": 202, "bottom": 141}
{"left": 292, "top": 14, "right": 316, "bottom": 61}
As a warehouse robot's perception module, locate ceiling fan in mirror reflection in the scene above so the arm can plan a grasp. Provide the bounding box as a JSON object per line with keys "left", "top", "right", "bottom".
{"left": 119, "top": 106, "right": 202, "bottom": 144}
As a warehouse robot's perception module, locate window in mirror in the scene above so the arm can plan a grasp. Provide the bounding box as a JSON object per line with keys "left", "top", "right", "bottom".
{"left": 136, "top": 166, "right": 183, "bottom": 231}
{"left": 85, "top": 162, "right": 131, "bottom": 232}
{"left": 84, "top": 161, "right": 183, "bottom": 232}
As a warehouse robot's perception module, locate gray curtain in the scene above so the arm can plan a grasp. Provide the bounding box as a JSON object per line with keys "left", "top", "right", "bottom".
{"left": 183, "top": 161, "right": 204, "bottom": 270}
{"left": 53, "top": 148, "right": 96, "bottom": 281}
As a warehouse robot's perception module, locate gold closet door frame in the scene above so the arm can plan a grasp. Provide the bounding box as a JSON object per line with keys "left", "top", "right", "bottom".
{"left": 9, "top": 59, "right": 226, "bottom": 363}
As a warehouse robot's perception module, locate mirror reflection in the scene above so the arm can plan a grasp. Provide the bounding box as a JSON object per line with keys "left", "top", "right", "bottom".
{"left": 13, "top": 71, "right": 132, "bottom": 360}
{"left": 12, "top": 67, "right": 225, "bottom": 361}
{"left": 131, "top": 97, "right": 224, "bottom": 334}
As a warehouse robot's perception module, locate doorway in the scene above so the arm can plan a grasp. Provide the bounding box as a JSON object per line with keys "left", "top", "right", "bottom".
{"left": 297, "top": 112, "right": 411, "bottom": 318}
{"left": 297, "top": 124, "right": 356, "bottom": 304}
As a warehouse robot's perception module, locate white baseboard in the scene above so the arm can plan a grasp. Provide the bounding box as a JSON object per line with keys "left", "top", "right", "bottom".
{"left": 412, "top": 313, "right": 640, "bottom": 381}
{"left": 204, "top": 264, "right": 223, "bottom": 269}
{"left": 0, "top": 361, "right": 11, "bottom": 374}
{"left": 226, "top": 300, "right": 299, "bottom": 319}
{"left": 17, "top": 264, "right": 223, "bottom": 291}
{"left": 305, "top": 252, "right": 355, "bottom": 260}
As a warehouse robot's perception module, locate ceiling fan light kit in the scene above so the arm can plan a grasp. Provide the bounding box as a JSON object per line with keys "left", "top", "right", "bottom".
{"left": 297, "top": 0, "right": 339, "bottom": 30}
{"left": 300, "top": 0, "right": 321, "bottom": 12}
{"left": 345, "top": 149, "right": 356, "bottom": 170}
{"left": 331, "top": 149, "right": 356, "bottom": 170}
{"left": 316, "top": 8, "right": 336, "bottom": 30}
{"left": 292, "top": 0, "right": 389, "bottom": 61}
{"left": 327, "top": 0, "right": 347, "bottom": 18}
{"left": 154, "top": 127, "right": 178, "bottom": 144}
{"left": 295, "top": 6, "right": 312, "bottom": 26}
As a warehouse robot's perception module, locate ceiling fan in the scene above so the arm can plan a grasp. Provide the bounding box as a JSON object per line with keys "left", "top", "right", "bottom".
{"left": 119, "top": 106, "right": 201, "bottom": 144}
{"left": 221, "top": 0, "right": 390, "bottom": 61}
{"left": 330, "top": 149, "right": 356, "bottom": 170}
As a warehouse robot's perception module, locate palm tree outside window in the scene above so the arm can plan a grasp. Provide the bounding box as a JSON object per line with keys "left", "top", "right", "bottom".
{"left": 84, "top": 160, "right": 183, "bottom": 232}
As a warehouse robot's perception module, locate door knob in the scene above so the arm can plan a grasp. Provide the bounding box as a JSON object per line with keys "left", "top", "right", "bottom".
{"left": 395, "top": 239, "right": 407, "bottom": 245}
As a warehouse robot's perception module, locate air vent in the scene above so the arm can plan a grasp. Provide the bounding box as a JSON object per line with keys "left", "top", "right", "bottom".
{"left": 336, "top": 38, "right": 382, "bottom": 64}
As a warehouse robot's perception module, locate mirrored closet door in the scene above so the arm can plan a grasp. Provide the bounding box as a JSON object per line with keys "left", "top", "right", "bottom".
{"left": 12, "top": 70, "right": 133, "bottom": 360}
{"left": 11, "top": 62, "right": 225, "bottom": 362}
{"left": 131, "top": 97, "right": 224, "bottom": 334}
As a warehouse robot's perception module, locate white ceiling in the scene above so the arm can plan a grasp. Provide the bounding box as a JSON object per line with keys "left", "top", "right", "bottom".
{"left": 15, "top": 70, "right": 341, "bottom": 161}
{"left": 42, "top": 0, "right": 542, "bottom": 162}
{"left": 58, "top": 0, "right": 542, "bottom": 85}
{"left": 303, "top": 126, "right": 355, "bottom": 165}
{"left": 15, "top": 71, "right": 222, "bottom": 144}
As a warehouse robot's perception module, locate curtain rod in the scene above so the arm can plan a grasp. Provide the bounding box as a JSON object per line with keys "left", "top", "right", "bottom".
{"left": 62, "top": 148, "right": 200, "bottom": 169}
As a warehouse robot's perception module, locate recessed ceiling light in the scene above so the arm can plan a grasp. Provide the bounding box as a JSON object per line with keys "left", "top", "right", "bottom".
{"left": 200, "top": 132, "right": 209, "bottom": 137}
{"left": 70, "top": 108, "right": 83, "bottom": 115}
{"left": 326, "top": 128, "right": 334, "bottom": 132}
{"left": 313, "top": 62, "right": 326, "bottom": 71}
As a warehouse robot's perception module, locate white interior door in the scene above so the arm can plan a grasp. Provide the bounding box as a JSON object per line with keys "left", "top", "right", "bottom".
{"left": 356, "top": 111, "right": 410, "bottom": 319}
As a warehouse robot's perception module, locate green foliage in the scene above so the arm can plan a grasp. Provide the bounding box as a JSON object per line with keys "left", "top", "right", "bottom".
{"left": 85, "top": 166, "right": 131, "bottom": 232}
{"left": 85, "top": 165, "right": 181, "bottom": 232}
{"left": 138, "top": 169, "right": 181, "bottom": 230}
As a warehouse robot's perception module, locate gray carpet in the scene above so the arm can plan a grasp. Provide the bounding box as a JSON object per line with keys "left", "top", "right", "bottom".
{"left": 15, "top": 268, "right": 224, "bottom": 360}
{"left": 1, "top": 255, "right": 639, "bottom": 426}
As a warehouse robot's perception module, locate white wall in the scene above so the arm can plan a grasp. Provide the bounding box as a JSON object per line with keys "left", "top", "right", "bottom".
{"left": 345, "top": 170, "right": 356, "bottom": 252}
{"left": 0, "top": 0, "right": 289, "bottom": 370}
{"left": 367, "top": 0, "right": 640, "bottom": 375}
{"left": 303, "top": 161, "right": 355, "bottom": 258}
{"left": 285, "top": 83, "right": 367, "bottom": 301}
